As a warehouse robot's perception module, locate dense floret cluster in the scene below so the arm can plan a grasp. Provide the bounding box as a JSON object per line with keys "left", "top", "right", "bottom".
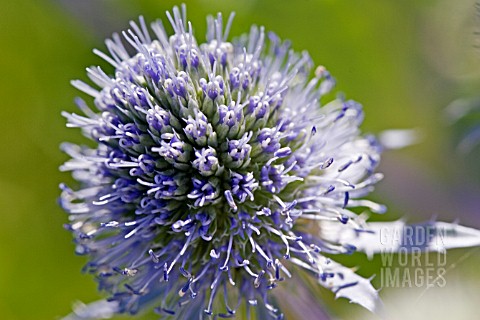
{"left": 61, "top": 6, "right": 385, "bottom": 319}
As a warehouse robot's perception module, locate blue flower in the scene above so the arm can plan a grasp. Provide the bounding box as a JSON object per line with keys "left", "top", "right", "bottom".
{"left": 60, "top": 5, "right": 480, "bottom": 320}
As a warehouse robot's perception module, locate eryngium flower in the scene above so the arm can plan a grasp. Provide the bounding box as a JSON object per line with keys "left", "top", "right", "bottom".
{"left": 60, "top": 5, "right": 387, "bottom": 319}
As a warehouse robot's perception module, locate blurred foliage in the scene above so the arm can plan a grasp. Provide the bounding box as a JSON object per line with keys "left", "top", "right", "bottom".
{"left": 0, "top": 0, "right": 479, "bottom": 319}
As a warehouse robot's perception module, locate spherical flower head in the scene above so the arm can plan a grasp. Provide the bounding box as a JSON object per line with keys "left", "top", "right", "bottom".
{"left": 60, "top": 5, "right": 384, "bottom": 319}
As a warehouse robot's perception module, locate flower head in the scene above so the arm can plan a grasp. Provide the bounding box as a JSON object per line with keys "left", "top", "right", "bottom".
{"left": 61, "top": 5, "right": 386, "bottom": 319}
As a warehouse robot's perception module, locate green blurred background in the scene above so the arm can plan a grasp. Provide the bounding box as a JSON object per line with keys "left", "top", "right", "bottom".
{"left": 0, "top": 0, "right": 479, "bottom": 319}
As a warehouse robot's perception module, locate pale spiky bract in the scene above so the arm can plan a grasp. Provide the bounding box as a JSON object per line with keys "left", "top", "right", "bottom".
{"left": 60, "top": 5, "right": 385, "bottom": 319}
